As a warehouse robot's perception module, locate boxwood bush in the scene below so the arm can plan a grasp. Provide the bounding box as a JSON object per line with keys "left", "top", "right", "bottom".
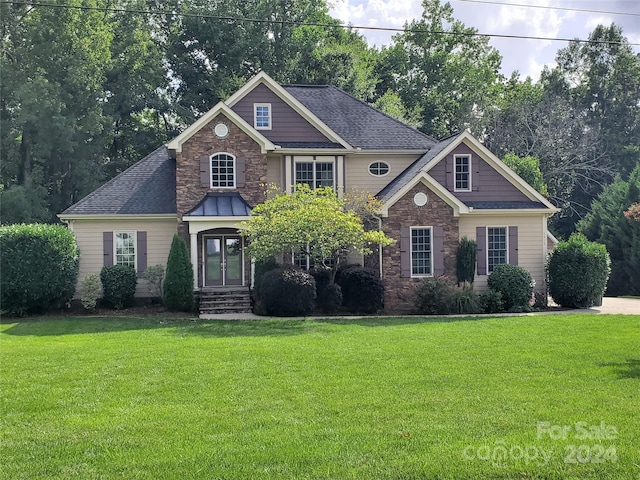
{"left": 487, "top": 264, "right": 534, "bottom": 311}
{"left": 414, "top": 276, "right": 455, "bottom": 315}
{"left": 100, "top": 265, "right": 137, "bottom": 309}
{"left": 259, "top": 268, "right": 316, "bottom": 316}
{"left": 336, "top": 265, "right": 384, "bottom": 314}
{"left": 0, "top": 223, "right": 79, "bottom": 315}
{"left": 547, "top": 233, "right": 611, "bottom": 308}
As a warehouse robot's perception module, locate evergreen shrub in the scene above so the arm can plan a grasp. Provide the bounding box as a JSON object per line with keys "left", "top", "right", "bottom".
{"left": 487, "top": 264, "right": 534, "bottom": 310}
{"left": 163, "top": 234, "right": 194, "bottom": 312}
{"left": 336, "top": 265, "right": 384, "bottom": 314}
{"left": 259, "top": 268, "right": 316, "bottom": 316}
{"left": 100, "top": 265, "right": 137, "bottom": 309}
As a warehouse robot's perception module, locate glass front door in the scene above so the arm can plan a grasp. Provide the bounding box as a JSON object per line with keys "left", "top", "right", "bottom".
{"left": 205, "top": 236, "right": 243, "bottom": 286}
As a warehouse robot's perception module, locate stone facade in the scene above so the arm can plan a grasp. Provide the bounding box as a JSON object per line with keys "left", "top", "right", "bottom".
{"left": 382, "top": 184, "right": 459, "bottom": 314}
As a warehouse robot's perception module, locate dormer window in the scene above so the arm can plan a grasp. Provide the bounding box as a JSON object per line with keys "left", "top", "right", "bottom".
{"left": 454, "top": 155, "right": 472, "bottom": 192}
{"left": 254, "top": 103, "right": 271, "bottom": 130}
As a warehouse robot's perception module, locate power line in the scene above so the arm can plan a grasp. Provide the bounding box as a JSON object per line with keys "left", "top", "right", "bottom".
{"left": 455, "top": 0, "right": 640, "bottom": 18}
{"left": 7, "top": 1, "right": 640, "bottom": 46}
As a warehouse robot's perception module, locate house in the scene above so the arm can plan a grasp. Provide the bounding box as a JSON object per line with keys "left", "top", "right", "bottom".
{"left": 59, "top": 71, "right": 558, "bottom": 314}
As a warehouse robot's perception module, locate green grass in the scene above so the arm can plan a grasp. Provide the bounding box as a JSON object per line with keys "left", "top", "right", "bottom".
{"left": 1, "top": 314, "right": 639, "bottom": 479}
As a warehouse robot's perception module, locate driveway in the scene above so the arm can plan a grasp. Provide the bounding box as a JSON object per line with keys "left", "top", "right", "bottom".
{"left": 579, "top": 296, "right": 640, "bottom": 315}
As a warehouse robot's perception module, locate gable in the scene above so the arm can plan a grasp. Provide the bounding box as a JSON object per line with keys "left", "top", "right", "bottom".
{"left": 231, "top": 84, "right": 335, "bottom": 146}
{"left": 429, "top": 140, "right": 531, "bottom": 203}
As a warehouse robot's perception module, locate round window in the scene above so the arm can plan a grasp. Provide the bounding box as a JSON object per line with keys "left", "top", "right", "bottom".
{"left": 414, "top": 192, "right": 428, "bottom": 207}
{"left": 369, "top": 161, "right": 390, "bottom": 176}
{"left": 214, "top": 123, "right": 229, "bottom": 138}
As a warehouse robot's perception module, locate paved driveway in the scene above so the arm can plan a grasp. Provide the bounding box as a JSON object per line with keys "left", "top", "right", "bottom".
{"left": 581, "top": 297, "right": 640, "bottom": 315}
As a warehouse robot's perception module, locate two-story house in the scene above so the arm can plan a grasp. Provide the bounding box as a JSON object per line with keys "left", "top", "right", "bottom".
{"left": 59, "top": 72, "right": 558, "bottom": 314}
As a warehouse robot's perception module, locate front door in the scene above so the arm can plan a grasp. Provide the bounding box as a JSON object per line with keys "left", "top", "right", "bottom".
{"left": 204, "top": 236, "right": 243, "bottom": 286}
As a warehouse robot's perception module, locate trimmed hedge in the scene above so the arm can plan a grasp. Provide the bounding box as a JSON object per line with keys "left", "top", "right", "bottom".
{"left": 415, "top": 276, "right": 455, "bottom": 315}
{"left": 163, "top": 234, "right": 194, "bottom": 312}
{"left": 336, "top": 265, "right": 384, "bottom": 314}
{"left": 259, "top": 268, "right": 316, "bottom": 316}
{"left": 547, "top": 233, "right": 611, "bottom": 308}
{"left": 100, "top": 265, "right": 137, "bottom": 309}
{"left": 487, "top": 264, "right": 534, "bottom": 311}
{"left": 0, "top": 223, "right": 79, "bottom": 315}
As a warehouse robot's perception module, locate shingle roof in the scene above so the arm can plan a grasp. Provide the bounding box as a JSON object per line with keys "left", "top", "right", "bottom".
{"left": 377, "top": 132, "right": 462, "bottom": 201}
{"left": 465, "top": 201, "right": 547, "bottom": 209}
{"left": 284, "top": 85, "right": 437, "bottom": 150}
{"left": 184, "top": 192, "right": 252, "bottom": 217}
{"left": 61, "top": 146, "right": 176, "bottom": 215}
{"left": 277, "top": 141, "right": 344, "bottom": 149}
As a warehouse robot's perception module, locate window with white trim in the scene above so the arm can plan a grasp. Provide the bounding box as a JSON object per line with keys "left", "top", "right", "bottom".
{"left": 487, "top": 227, "right": 507, "bottom": 272}
{"left": 454, "top": 155, "right": 471, "bottom": 191}
{"left": 115, "top": 232, "right": 136, "bottom": 268}
{"left": 295, "top": 160, "right": 334, "bottom": 189}
{"left": 411, "top": 227, "right": 432, "bottom": 276}
{"left": 254, "top": 103, "right": 271, "bottom": 129}
{"left": 292, "top": 245, "right": 335, "bottom": 270}
{"left": 368, "top": 161, "right": 390, "bottom": 176}
{"left": 210, "top": 153, "right": 236, "bottom": 188}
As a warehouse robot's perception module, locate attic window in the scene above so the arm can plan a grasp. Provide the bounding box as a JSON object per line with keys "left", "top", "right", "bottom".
{"left": 369, "top": 161, "right": 390, "bottom": 176}
{"left": 254, "top": 103, "right": 271, "bottom": 130}
{"left": 454, "top": 155, "right": 472, "bottom": 192}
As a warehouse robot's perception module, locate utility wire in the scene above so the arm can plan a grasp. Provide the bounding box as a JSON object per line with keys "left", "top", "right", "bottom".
{"left": 7, "top": 1, "right": 640, "bottom": 46}
{"left": 455, "top": 0, "right": 640, "bottom": 18}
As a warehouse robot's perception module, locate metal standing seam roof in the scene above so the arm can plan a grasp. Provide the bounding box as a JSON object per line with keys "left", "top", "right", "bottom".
{"left": 184, "top": 192, "right": 253, "bottom": 217}
{"left": 284, "top": 85, "right": 437, "bottom": 151}
{"left": 61, "top": 146, "right": 176, "bottom": 215}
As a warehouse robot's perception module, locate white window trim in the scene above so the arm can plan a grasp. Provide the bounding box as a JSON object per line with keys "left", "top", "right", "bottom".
{"left": 486, "top": 226, "right": 509, "bottom": 273}
{"left": 114, "top": 231, "right": 137, "bottom": 270}
{"left": 410, "top": 226, "right": 433, "bottom": 278}
{"left": 453, "top": 154, "right": 472, "bottom": 192}
{"left": 254, "top": 103, "right": 272, "bottom": 130}
{"left": 368, "top": 161, "right": 390, "bottom": 177}
{"left": 210, "top": 152, "right": 236, "bottom": 189}
{"left": 294, "top": 157, "right": 336, "bottom": 191}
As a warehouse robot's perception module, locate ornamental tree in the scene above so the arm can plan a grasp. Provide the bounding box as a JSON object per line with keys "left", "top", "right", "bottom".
{"left": 241, "top": 185, "right": 393, "bottom": 283}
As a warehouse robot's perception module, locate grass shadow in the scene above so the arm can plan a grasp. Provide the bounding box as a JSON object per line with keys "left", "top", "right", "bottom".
{"left": 600, "top": 358, "right": 640, "bottom": 379}
{"left": 313, "top": 314, "right": 493, "bottom": 327}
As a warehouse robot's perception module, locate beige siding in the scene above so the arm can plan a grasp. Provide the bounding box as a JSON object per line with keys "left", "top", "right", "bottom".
{"left": 345, "top": 154, "right": 418, "bottom": 194}
{"left": 459, "top": 214, "right": 547, "bottom": 292}
{"left": 68, "top": 217, "right": 177, "bottom": 297}
{"left": 266, "top": 155, "right": 283, "bottom": 189}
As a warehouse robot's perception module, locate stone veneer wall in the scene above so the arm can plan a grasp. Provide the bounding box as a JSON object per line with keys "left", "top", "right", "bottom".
{"left": 382, "top": 185, "right": 459, "bottom": 314}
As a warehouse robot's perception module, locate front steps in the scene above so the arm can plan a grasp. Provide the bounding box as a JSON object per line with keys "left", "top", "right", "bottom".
{"left": 198, "top": 287, "right": 252, "bottom": 315}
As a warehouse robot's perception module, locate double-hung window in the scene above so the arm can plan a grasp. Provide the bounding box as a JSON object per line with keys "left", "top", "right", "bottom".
{"left": 454, "top": 155, "right": 471, "bottom": 192}
{"left": 115, "top": 232, "right": 136, "bottom": 268}
{"left": 487, "top": 227, "right": 507, "bottom": 272}
{"left": 254, "top": 103, "right": 271, "bottom": 129}
{"left": 211, "top": 153, "right": 236, "bottom": 188}
{"left": 295, "top": 159, "right": 334, "bottom": 190}
{"left": 411, "top": 227, "right": 432, "bottom": 276}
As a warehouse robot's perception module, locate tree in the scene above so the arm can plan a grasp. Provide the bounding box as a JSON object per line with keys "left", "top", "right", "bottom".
{"left": 163, "top": 234, "right": 194, "bottom": 311}
{"left": 502, "top": 153, "right": 548, "bottom": 196}
{"left": 241, "top": 185, "right": 393, "bottom": 283}
{"left": 374, "top": 0, "right": 502, "bottom": 138}
{"left": 577, "top": 165, "right": 640, "bottom": 295}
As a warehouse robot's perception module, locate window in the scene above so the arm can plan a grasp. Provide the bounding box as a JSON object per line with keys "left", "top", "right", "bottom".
{"left": 295, "top": 160, "right": 334, "bottom": 189}
{"left": 210, "top": 153, "right": 235, "bottom": 188}
{"left": 292, "top": 245, "right": 335, "bottom": 270}
{"left": 115, "top": 232, "right": 136, "bottom": 268}
{"left": 369, "top": 161, "right": 390, "bottom": 176}
{"left": 487, "top": 227, "right": 507, "bottom": 272}
{"left": 254, "top": 103, "right": 271, "bottom": 129}
{"left": 411, "top": 227, "right": 432, "bottom": 276}
{"left": 454, "top": 155, "right": 471, "bottom": 191}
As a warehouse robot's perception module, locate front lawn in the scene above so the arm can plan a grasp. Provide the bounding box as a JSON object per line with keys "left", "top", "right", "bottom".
{"left": 1, "top": 314, "right": 639, "bottom": 479}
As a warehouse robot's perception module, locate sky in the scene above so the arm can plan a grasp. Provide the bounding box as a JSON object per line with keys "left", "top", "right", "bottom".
{"left": 328, "top": 0, "right": 640, "bottom": 80}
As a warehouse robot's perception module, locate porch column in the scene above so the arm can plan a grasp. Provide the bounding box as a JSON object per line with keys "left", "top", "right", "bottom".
{"left": 190, "top": 233, "right": 198, "bottom": 290}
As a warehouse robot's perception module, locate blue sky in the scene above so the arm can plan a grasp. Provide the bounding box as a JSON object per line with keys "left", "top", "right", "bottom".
{"left": 329, "top": 0, "right": 640, "bottom": 80}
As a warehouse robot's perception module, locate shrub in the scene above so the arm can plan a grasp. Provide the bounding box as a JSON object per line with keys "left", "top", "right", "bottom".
{"left": 142, "top": 265, "right": 164, "bottom": 300}
{"left": 336, "top": 265, "right": 384, "bottom": 314}
{"left": 79, "top": 274, "right": 102, "bottom": 311}
{"left": 415, "top": 276, "right": 455, "bottom": 315}
{"left": 533, "top": 290, "right": 548, "bottom": 309}
{"left": 163, "top": 234, "right": 194, "bottom": 312}
{"left": 487, "top": 264, "right": 534, "bottom": 310}
{"left": 310, "top": 268, "right": 342, "bottom": 313}
{"left": 479, "top": 289, "right": 504, "bottom": 314}
{"left": 547, "top": 233, "right": 611, "bottom": 308}
{"left": 450, "top": 281, "right": 481, "bottom": 314}
{"left": 0, "top": 223, "right": 79, "bottom": 315}
{"left": 259, "top": 268, "right": 316, "bottom": 316}
{"left": 100, "top": 265, "right": 137, "bottom": 309}
{"left": 252, "top": 257, "right": 279, "bottom": 315}
{"left": 456, "top": 237, "right": 477, "bottom": 284}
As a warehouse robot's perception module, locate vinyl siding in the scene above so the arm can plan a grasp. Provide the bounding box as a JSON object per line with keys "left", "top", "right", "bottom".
{"left": 232, "top": 84, "right": 331, "bottom": 144}
{"left": 430, "top": 141, "right": 530, "bottom": 202}
{"left": 266, "top": 155, "right": 283, "bottom": 189}
{"left": 459, "top": 214, "right": 547, "bottom": 292}
{"left": 345, "top": 154, "right": 419, "bottom": 194}
{"left": 69, "top": 218, "right": 177, "bottom": 298}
